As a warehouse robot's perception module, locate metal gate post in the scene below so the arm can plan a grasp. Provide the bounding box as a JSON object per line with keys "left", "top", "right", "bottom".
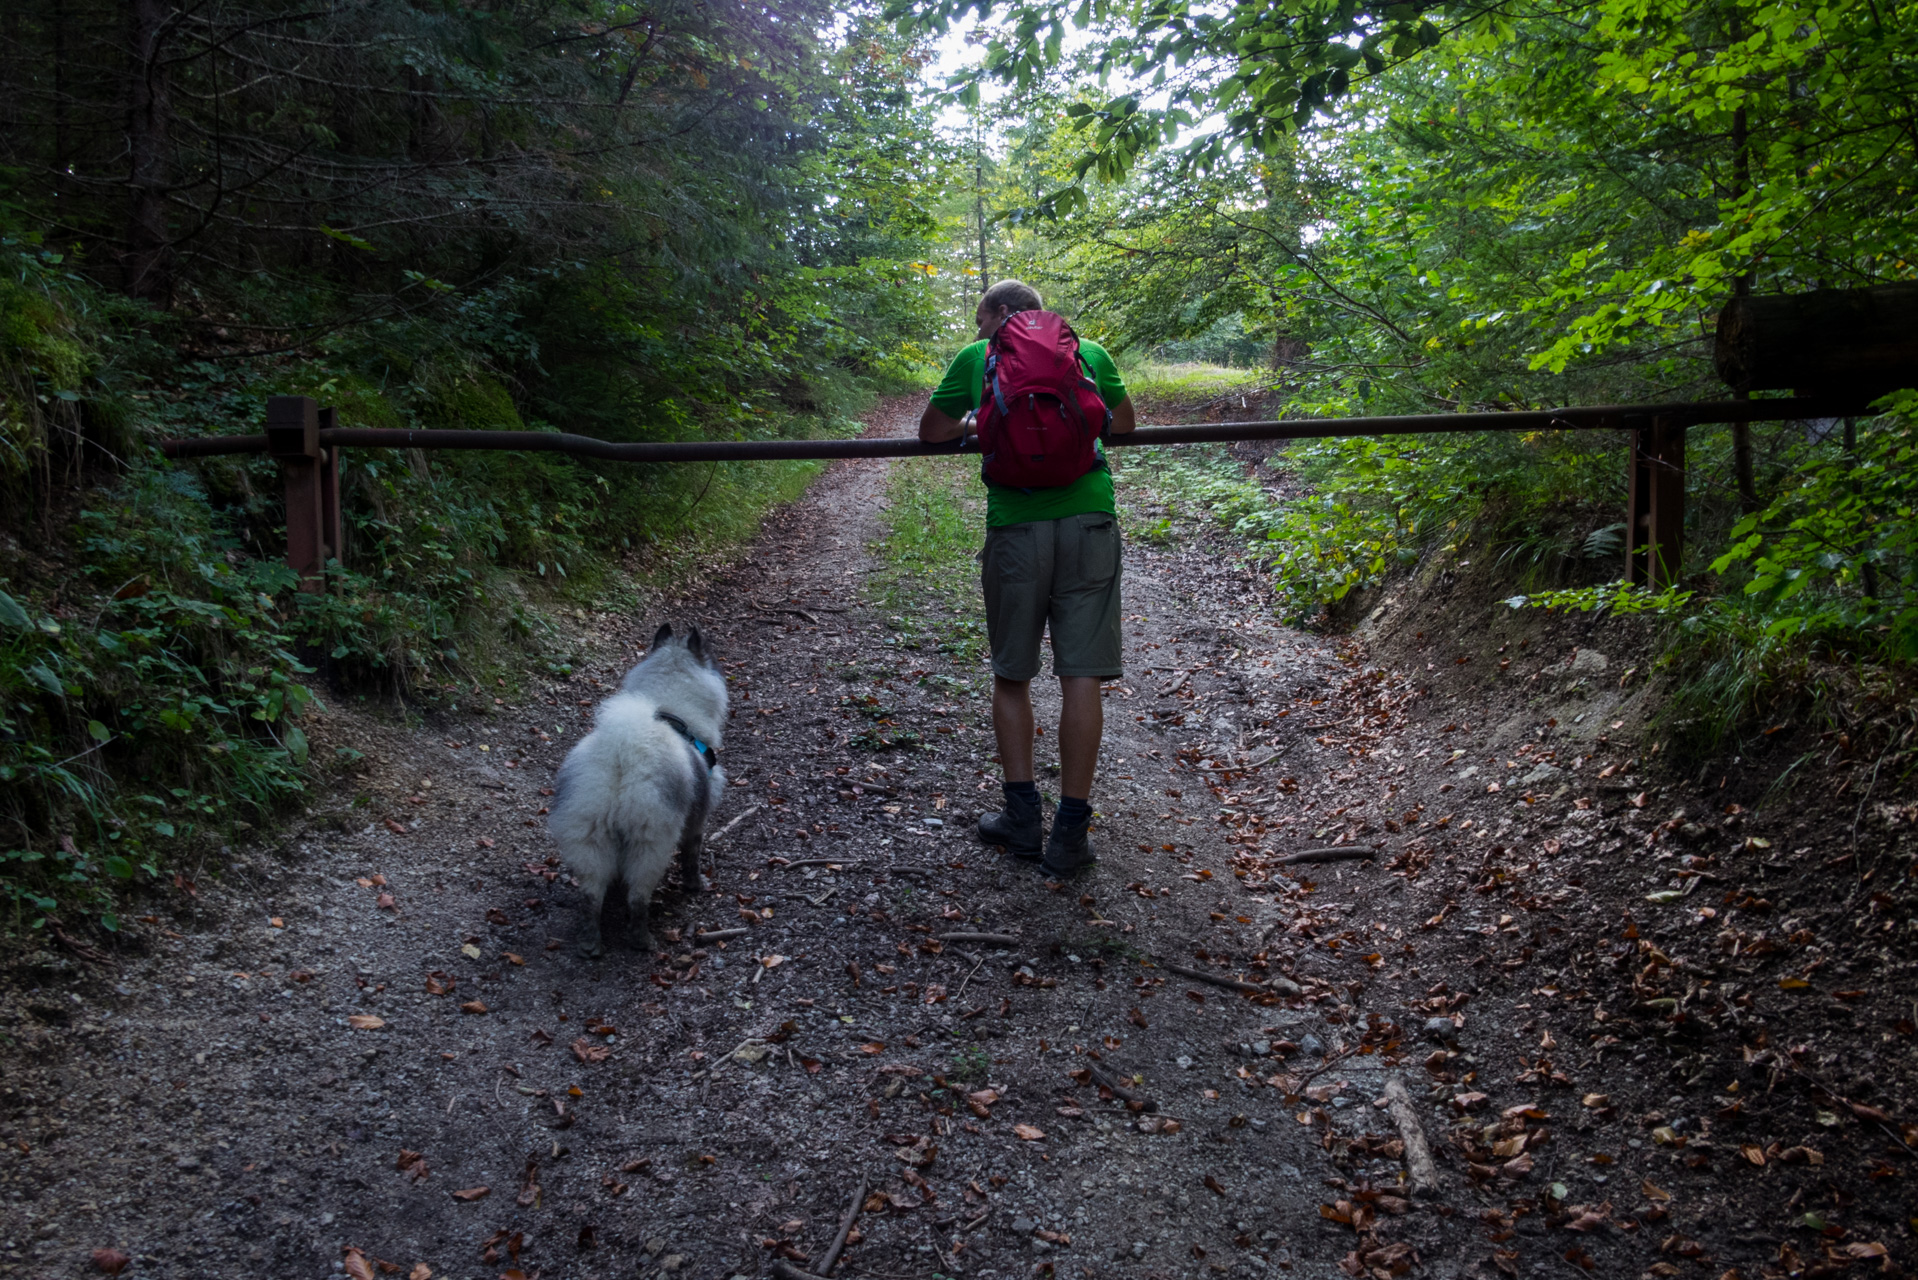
{"left": 267, "top": 395, "right": 325, "bottom": 592}
{"left": 1626, "top": 414, "right": 1686, "bottom": 589}
{"left": 318, "top": 406, "right": 342, "bottom": 576}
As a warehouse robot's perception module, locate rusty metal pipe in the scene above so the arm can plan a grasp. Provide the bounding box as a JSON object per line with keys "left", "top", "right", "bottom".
{"left": 158, "top": 396, "right": 1871, "bottom": 462}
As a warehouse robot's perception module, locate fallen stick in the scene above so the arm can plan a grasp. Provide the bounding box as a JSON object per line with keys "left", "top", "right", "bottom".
{"left": 1381, "top": 1076, "right": 1441, "bottom": 1198}
{"left": 751, "top": 602, "right": 821, "bottom": 624}
{"left": 819, "top": 1172, "right": 868, "bottom": 1275}
{"left": 1085, "top": 1061, "right": 1158, "bottom": 1113}
{"left": 954, "top": 953, "right": 987, "bottom": 999}
{"left": 1277, "top": 846, "right": 1378, "bottom": 865}
{"left": 694, "top": 926, "right": 750, "bottom": 942}
{"left": 706, "top": 803, "right": 762, "bottom": 846}
{"left": 778, "top": 857, "right": 866, "bottom": 870}
{"left": 1158, "top": 960, "right": 1303, "bottom": 997}
{"left": 935, "top": 931, "right": 1018, "bottom": 947}
{"left": 769, "top": 1262, "right": 827, "bottom": 1280}
{"left": 1155, "top": 669, "right": 1191, "bottom": 697}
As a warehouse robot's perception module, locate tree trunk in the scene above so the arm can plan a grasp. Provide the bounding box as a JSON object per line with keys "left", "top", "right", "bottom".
{"left": 123, "top": 0, "right": 172, "bottom": 302}
{"left": 1728, "top": 101, "right": 1758, "bottom": 516}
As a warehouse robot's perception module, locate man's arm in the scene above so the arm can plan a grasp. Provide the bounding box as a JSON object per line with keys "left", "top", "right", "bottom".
{"left": 920, "top": 402, "right": 966, "bottom": 443}
{"left": 1108, "top": 396, "right": 1136, "bottom": 435}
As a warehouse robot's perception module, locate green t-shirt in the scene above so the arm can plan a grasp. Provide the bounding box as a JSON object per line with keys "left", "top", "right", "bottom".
{"left": 929, "top": 337, "right": 1129, "bottom": 528}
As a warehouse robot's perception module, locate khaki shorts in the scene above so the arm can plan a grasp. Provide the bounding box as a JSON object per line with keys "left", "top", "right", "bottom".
{"left": 980, "top": 512, "right": 1124, "bottom": 681}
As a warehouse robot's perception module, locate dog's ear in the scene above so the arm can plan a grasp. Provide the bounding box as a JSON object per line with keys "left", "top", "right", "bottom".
{"left": 686, "top": 626, "right": 709, "bottom": 665}
{"left": 651, "top": 622, "right": 675, "bottom": 650}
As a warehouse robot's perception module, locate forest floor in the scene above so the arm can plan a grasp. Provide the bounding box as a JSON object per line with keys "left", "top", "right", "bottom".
{"left": 4, "top": 395, "right": 1916, "bottom": 1280}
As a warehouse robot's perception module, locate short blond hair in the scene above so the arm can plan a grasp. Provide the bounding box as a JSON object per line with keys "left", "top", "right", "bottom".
{"left": 981, "top": 280, "right": 1043, "bottom": 315}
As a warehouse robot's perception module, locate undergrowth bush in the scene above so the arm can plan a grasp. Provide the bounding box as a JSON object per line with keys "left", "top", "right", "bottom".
{"left": 0, "top": 234, "right": 906, "bottom": 938}
{"left": 1124, "top": 428, "right": 1624, "bottom": 623}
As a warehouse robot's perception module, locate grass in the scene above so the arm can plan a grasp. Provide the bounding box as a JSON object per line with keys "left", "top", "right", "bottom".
{"left": 871, "top": 455, "right": 988, "bottom": 663}
{"left": 1116, "top": 360, "right": 1272, "bottom": 422}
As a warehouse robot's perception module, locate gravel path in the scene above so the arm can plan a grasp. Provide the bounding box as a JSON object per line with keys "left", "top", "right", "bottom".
{"left": 6, "top": 395, "right": 1912, "bottom": 1280}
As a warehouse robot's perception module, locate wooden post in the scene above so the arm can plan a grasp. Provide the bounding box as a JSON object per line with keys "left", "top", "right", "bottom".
{"left": 318, "top": 407, "right": 342, "bottom": 574}
{"left": 1626, "top": 414, "right": 1685, "bottom": 589}
{"left": 267, "top": 395, "right": 324, "bottom": 592}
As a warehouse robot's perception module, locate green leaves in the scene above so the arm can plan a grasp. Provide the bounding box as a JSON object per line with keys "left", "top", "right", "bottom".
{"left": 0, "top": 589, "right": 27, "bottom": 629}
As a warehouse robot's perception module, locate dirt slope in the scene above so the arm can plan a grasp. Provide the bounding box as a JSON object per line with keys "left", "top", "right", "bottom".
{"left": 2, "top": 396, "right": 1913, "bottom": 1280}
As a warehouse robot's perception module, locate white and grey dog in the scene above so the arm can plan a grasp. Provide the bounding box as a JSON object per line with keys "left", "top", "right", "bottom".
{"left": 549, "top": 623, "right": 727, "bottom": 956}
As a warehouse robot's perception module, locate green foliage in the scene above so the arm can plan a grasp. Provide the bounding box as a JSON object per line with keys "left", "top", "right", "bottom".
{"left": 0, "top": 5, "right": 958, "bottom": 938}
{"left": 2, "top": 470, "right": 313, "bottom": 929}
{"left": 1709, "top": 396, "right": 1918, "bottom": 653}
{"left": 1125, "top": 429, "right": 1623, "bottom": 623}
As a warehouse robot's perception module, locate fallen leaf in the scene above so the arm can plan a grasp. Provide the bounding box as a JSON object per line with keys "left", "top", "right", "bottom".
{"left": 459, "top": 1001, "right": 488, "bottom": 1015}
{"left": 460, "top": 944, "right": 483, "bottom": 960}
{"left": 451, "top": 1186, "right": 489, "bottom": 1201}
{"left": 347, "top": 1015, "right": 386, "bottom": 1030}
{"left": 342, "top": 1248, "right": 377, "bottom": 1280}
{"left": 408, "top": 1266, "right": 432, "bottom": 1280}
{"left": 377, "top": 893, "right": 396, "bottom": 910}
{"left": 269, "top": 917, "right": 285, "bottom": 928}
{"left": 1203, "top": 1174, "right": 1226, "bottom": 1196}
{"left": 572, "top": 1037, "right": 611, "bottom": 1064}
{"left": 384, "top": 819, "right": 408, "bottom": 835}
{"left": 91, "top": 1248, "right": 132, "bottom": 1275}
{"left": 1740, "top": 1144, "right": 1765, "bottom": 1167}
{"left": 858, "top": 1042, "right": 886, "bottom": 1054}
{"left": 1641, "top": 1180, "right": 1671, "bottom": 1202}
{"left": 503, "top": 952, "right": 524, "bottom": 966}
{"left": 1013, "top": 1124, "right": 1046, "bottom": 1141}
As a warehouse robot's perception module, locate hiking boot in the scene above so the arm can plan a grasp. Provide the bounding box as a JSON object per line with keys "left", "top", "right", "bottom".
{"left": 978, "top": 790, "right": 1044, "bottom": 859}
{"left": 1041, "top": 816, "right": 1096, "bottom": 876}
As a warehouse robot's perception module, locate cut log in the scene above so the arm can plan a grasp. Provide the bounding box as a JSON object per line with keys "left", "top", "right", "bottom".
{"left": 1381, "top": 1076, "right": 1442, "bottom": 1198}
{"left": 1716, "top": 284, "right": 1918, "bottom": 395}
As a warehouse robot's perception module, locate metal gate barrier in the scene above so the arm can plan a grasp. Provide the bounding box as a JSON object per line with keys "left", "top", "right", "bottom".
{"left": 159, "top": 392, "right": 1871, "bottom": 596}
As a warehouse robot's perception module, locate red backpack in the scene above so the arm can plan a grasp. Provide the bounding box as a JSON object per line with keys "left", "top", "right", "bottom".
{"left": 974, "top": 310, "right": 1111, "bottom": 489}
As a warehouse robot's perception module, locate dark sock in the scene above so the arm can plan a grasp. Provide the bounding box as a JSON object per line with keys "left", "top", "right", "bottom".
{"left": 1005, "top": 780, "right": 1040, "bottom": 808}
{"left": 1057, "top": 796, "right": 1091, "bottom": 827}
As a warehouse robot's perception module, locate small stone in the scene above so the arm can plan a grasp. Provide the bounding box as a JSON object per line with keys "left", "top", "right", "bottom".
{"left": 1010, "top": 1216, "right": 1036, "bottom": 1234}
{"left": 660, "top": 1255, "right": 685, "bottom": 1272}
{"left": 923, "top": 817, "right": 943, "bottom": 828}
{"left": 1251, "top": 1039, "right": 1271, "bottom": 1056}
{"left": 174, "top": 1156, "right": 201, "bottom": 1172}
{"left": 1297, "top": 1034, "right": 1325, "bottom": 1057}
{"left": 1423, "top": 1017, "right": 1457, "bottom": 1041}
{"left": 1176, "top": 1055, "right": 1194, "bottom": 1070}
{"left": 1133, "top": 1242, "right": 1148, "bottom": 1258}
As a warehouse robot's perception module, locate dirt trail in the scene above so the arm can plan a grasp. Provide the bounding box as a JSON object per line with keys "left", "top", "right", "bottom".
{"left": 5, "top": 395, "right": 1914, "bottom": 1280}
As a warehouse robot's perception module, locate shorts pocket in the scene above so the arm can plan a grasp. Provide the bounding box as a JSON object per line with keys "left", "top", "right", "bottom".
{"left": 1074, "top": 514, "right": 1119, "bottom": 585}
{"left": 983, "top": 525, "right": 1035, "bottom": 587}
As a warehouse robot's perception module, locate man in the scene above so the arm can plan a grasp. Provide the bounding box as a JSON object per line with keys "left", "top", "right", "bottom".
{"left": 918, "top": 280, "right": 1136, "bottom": 875}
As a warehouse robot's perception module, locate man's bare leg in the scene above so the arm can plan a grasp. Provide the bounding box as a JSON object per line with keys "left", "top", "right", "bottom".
{"left": 992, "top": 676, "right": 1036, "bottom": 781}
{"left": 1057, "top": 677, "right": 1103, "bottom": 799}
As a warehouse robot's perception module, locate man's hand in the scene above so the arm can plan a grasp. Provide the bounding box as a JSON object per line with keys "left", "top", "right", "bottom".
{"left": 919, "top": 403, "right": 966, "bottom": 444}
